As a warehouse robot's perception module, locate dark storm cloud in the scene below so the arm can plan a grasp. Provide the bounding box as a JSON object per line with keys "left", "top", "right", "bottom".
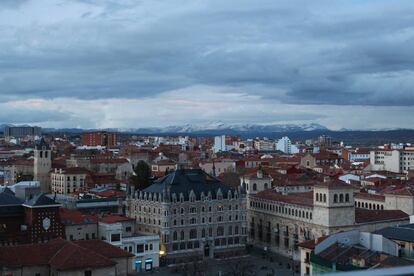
{"left": 0, "top": 0, "right": 414, "bottom": 106}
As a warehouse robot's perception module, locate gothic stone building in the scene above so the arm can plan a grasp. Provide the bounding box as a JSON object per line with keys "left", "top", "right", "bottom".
{"left": 247, "top": 179, "right": 409, "bottom": 260}
{"left": 127, "top": 169, "right": 247, "bottom": 264}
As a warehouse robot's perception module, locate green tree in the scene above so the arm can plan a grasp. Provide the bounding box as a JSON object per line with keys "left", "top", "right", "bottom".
{"left": 130, "top": 161, "right": 151, "bottom": 190}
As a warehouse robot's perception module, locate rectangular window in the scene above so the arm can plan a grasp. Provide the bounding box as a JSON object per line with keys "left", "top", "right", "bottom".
{"left": 111, "top": 234, "right": 121, "bottom": 242}
{"left": 137, "top": 244, "right": 144, "bottom": 253}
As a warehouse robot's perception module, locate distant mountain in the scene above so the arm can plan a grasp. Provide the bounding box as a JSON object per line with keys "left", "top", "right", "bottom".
{"left": 117, "top": 122, "right": 329, "bottom": 134}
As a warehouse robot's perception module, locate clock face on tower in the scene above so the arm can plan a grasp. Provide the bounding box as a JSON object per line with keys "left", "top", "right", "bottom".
{"left": 43, "top": 217, "right": 51, "bottom": 231}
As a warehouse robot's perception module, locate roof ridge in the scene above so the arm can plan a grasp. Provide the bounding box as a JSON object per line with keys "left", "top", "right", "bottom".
{"left": 49, "top": 240, "right": 71, "bottom": 265}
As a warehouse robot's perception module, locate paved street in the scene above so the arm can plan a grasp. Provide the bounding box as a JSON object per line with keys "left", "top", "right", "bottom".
{"left": 139, "top": 249, "right": 300, "bottom": 276}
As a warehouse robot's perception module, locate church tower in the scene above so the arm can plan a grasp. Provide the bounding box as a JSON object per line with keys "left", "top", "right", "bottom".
{"left": 34, "top": 138, "right": 52, "bottom": 193}
{"left": 312, "top": 178, "right": 355, "bottom": 230}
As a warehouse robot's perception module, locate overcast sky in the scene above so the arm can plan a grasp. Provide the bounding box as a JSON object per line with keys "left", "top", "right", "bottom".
{"left": 1, "top": 0, "right": 414, "bottom": 130}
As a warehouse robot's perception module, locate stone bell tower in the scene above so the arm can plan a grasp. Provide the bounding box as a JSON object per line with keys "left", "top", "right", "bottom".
{"left": 312, "top": 178, "right": 355, "bottom": 230}
{"left": 34, "top": 138, "right": 52, "bottom": 193}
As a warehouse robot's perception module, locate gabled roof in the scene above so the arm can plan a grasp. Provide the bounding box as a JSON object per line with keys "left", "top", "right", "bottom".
{"left": 73, "top": 240, "right": 134, "bottom": 259}
{"left": 0, "top": 238, "right": 132, "bottom": 271}
{"left": 49, "top": 242, "right": 115, "bottom": 270}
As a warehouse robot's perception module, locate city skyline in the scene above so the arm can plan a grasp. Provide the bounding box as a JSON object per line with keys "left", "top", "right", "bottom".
{"left": 1, "top": 0, "right": 414, "bottom": 129}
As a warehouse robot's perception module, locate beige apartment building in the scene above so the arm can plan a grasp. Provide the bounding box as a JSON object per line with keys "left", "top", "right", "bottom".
{"left": 51, "top": 167, "right": 89, "bottom": 194}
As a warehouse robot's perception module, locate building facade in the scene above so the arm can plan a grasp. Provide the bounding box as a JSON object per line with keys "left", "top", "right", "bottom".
{"left": 4, "top": 125, "right": 41, "bottom": 140}
{"left": 51, "top": 167, "right": 89, "bottom": 195}
{"left": 127, "top": 169, "right": 247, "bottom": 264}
{"left": 98, "top": 214, "right": 160, "bottom": 273}
{"left": 81, "top": 131, "right": 117, "bottom": 147}
{"left": 276, "top": 137, "right": 299, "bottom": 154}
{"left": 247, "top": 179, "right": 409, "bottom": 261}
{"left": 370, "top": 149, "right": 414, "bottom": 173}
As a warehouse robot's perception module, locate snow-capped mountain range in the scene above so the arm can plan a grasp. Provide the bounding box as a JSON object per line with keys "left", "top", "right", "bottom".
{"left": 118, "top": 122, "right": 328, "bottom": 134}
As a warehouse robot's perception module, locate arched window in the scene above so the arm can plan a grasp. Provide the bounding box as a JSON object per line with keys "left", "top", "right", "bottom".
{"left": 235, "top": 226, "right": 239, "bottom": 235}
{"left": 339, "top": 194, "right": 344, "bottom": 203}
{"left": 377, "top": 204, "right": 380, "bottom": 210}
{"left": 381, "top": 205, "right": 384, "bottom": 210}
{"left": 334, "top": 194, "right": 338, "bottom": 203}
{"left": 202, "top": 229, "right": 206, "bottom": 238}
{"left": 316, "top": 193, "right": 320, "bottom": 202}
{"left": 180, "top": 231, "right": 185, "bottom": 240}
{"left": 345, "top": 194, "right": 350, "bottom": 202}
{"left": 253, "top": 183, "right": 257, "bottom": 191}
{"left": 323, "top": 194, "right": 326, "bottom": 203}
{"left": 369, "top": 203, "right": 372, "bottom": 209}
{"left": 173, "top": 231, "right": 177, "bottom": 241}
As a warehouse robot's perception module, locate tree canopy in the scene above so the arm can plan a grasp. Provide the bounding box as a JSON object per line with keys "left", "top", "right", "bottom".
{"left": 130, "top": 160, "right": 151, "bottom": 190}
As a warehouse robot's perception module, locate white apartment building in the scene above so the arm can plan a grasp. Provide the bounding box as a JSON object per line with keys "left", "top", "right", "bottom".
{"left": 276, "top": 137, "right": 299, "bottom": 154}
{"left": 99, "top": 214, "right": 160, "bottom": 273}
{"left": 213, "top": 135, "right": 235, "bottom": 153}
{"left": 370, "top": 149, "right": 414, "bottom": 173}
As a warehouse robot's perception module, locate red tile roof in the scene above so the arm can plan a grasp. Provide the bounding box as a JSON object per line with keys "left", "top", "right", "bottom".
{"left": 253, "top": 190, "right": 314, "bottom": 206}
{"left": 384, "top": 186, "right": 414, "bottom": 196}
{"left": 73, "top": 240, "right": 134, "bottom": 259}
{"left": 355, "top": 208, "right": 408, "bottom": 223}
{"left": 0, "top": 238, "right": 133, "bottom": 270}
{"left": 94, "top": 189, "right": 126, "bottom": 198}
{"left": 60, "top": 208, "right": 98, "bottom": 225}
{"left": 298, "top": 236, "right": 328, "bottom": 249}
{"left": 99, "top": 214, "right": 134, "bottom": 224}
{"left": 49, "top": 242, "right": 115, "bottom": 270}
{"left": 314, "top": 179, "right": 353, "bottom": 190}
